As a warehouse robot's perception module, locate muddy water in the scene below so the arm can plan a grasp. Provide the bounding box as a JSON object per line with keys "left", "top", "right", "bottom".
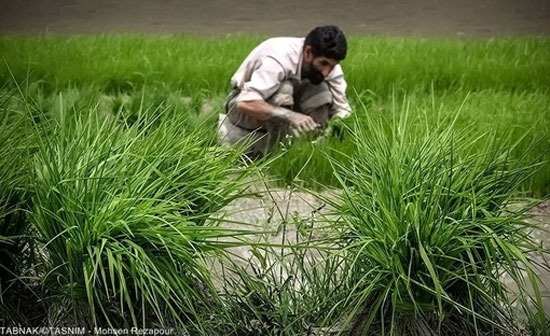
{"left": 1, "top": 0, "right": 549, "bottom": 36}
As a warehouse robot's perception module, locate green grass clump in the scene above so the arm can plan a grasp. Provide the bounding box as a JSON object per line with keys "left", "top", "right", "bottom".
{"left": 1, "top": 86, "right": 256, "bottom": 329}
{"left": 0, "top": 87, "right": 41, "bottom": 324}
{"left": 321, "top": 105, "right": 548, "bottom": 335}
{"left": 214, "top": 232, "right": 347, "bottom": 335}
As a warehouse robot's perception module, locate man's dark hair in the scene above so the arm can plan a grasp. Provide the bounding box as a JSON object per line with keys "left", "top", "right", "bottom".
{"left": 304, "top": 25, "right": 347, "bottom": 60}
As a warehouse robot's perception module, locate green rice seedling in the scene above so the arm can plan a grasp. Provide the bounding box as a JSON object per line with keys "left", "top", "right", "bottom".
{"left": 211, "top": 205, "right": 348, "bottom": 335}
{"left": 267, "top": 117, "right": 356, "bottom": 189}
{"left": 0, "top": 85, "right": 43, "bottom": 324}
{"left": 1, "top": 36, "right": 549, "bottom": 95}
{"left": 0, "top": 34, "right": 265, "bottom": 95}
{"left": 526, "top": 312, "right": 550, "bottom": 336}
{"left": 215, "top": 253, "right": 344, "bottom": 335}
{"left": 319, "top": 98, "right": 549, "bottom": 335}
{"left": 22, "top": 91, "right": 256, "bottom": 329}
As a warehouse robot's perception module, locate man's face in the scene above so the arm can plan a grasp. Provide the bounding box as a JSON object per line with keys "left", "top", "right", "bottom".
{"left": 302, "top": 46, "right": 339, "bottom": 85}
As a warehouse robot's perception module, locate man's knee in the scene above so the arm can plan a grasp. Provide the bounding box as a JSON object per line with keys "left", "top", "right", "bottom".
{"left": 267, "top": 80, "right": 294, "bottom": 107}
{"left": 295, "top": 81, "right": 332, "bottom": 114}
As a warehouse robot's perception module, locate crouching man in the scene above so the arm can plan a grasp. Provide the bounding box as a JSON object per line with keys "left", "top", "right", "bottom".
{"left": 219, "top": 25, "right": 353, "bottom": 158}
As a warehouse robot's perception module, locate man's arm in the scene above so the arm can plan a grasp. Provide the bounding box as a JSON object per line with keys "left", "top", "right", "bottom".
{"left": 326, "top": 65, "right": 352, "bottom": 119}
{"left": 235, "top": 56, "right": 319, "bottom": 134}
{"left": 237, "top": 100, "right": 319, "bottom": 134}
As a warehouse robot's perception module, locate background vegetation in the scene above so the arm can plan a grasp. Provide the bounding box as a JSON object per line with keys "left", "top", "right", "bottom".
{"left": 1, "top": 35, "right": 548, "bottom": 196}
{"left": 0, "top": 34, "right": 548, "bottom": 334}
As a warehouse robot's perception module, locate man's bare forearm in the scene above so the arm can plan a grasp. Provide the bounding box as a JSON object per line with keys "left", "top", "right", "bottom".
{"left": 236, "top": 100, "right": 291, "bottom": 123}
{"left": 236, "top": 100, "right": 318, "bottom": 133}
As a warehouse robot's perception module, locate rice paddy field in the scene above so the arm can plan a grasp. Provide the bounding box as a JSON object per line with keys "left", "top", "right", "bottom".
{"left": 1, "top": 35, "right": 549, "bottom": 335}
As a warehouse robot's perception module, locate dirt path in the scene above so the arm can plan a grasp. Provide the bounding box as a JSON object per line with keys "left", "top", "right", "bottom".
{"left": 1, "top": 0, "right": 549, "bottom": 36}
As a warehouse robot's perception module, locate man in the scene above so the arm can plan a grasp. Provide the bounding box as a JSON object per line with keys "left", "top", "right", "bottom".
{"left": 219, "top": 25, "right": 352, "bottom": 158}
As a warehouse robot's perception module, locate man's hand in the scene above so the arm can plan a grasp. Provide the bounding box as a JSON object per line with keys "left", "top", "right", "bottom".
{"left": 270, "top": 106, "right": 319, "bottom": 136}
{"left": 237, "top": 101, "right": 320, "bottom": 136}
{"left": 287, "top": 111, "right": 319, "bottom": 136}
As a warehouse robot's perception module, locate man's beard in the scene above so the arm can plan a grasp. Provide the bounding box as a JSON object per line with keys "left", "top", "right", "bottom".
{"left": 303, "top": 62, "right": 324, "bottom": 85}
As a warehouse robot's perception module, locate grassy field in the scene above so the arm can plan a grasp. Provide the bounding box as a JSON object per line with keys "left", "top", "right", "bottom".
{"left": 1, "top": 35, "right": 548, "bottom": 194}
{"left": 1, "top": 34, "right": 549, "bottom": 334}
{"left": 1, "top": 34, "right": 548, "bottom": 196}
